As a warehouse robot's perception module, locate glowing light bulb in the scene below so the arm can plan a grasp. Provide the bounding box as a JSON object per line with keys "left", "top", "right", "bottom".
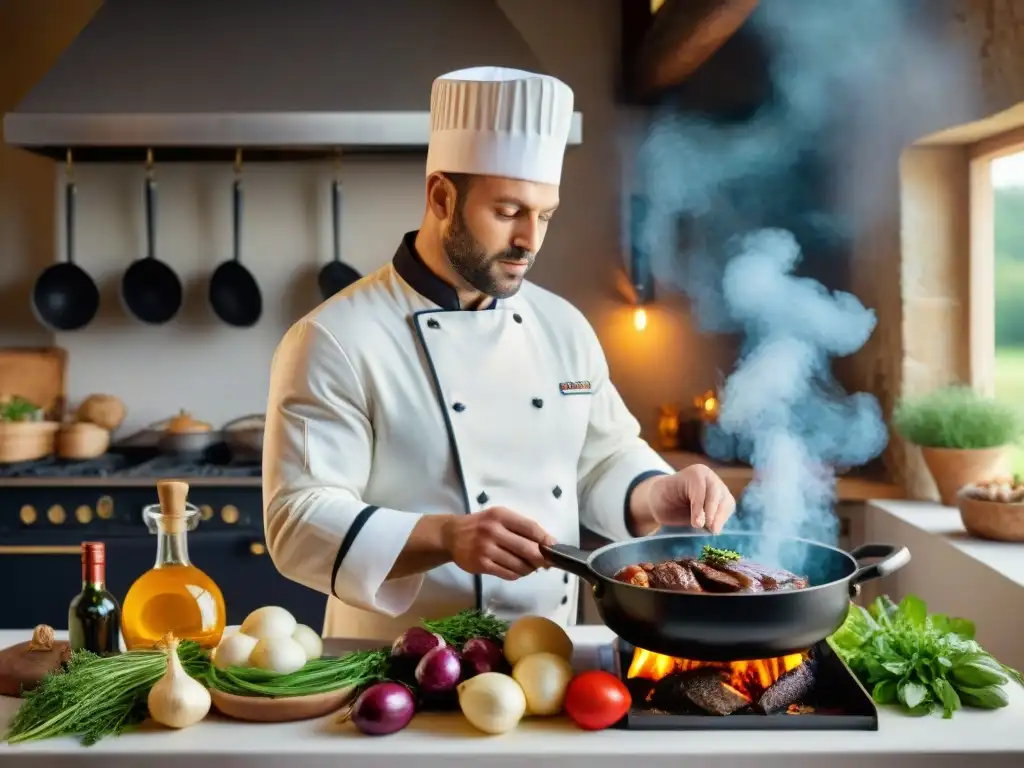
{"left": 633, "top": 307, "right": 648, "bottom": 332}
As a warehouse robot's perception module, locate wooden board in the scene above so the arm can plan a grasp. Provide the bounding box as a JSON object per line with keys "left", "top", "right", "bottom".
{"left": 209, "top": 686, "right": 355, "bottom": 723}
{"left": 0, "top": 348, "right": 67, "bottom": 420}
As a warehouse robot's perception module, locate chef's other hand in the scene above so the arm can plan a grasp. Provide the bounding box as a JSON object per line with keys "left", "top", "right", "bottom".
{"left": 442, "top": 506, "right": 555, "bottom": 581}
{"left": 649, "top": 465, "right": 736, "bottom": 534}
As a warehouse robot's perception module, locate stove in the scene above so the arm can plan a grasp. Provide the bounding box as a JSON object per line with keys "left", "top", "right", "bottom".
{"left": 597, "top": 638, "right": 878, "bottom": 731}
{"left": 0, "top": 443, "right": 260, "bottom": 481}
{"left": 0, "top": 444, "right": 327, "bottom": 633}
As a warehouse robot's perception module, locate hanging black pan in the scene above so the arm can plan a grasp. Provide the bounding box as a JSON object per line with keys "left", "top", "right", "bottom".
{"left": 317, "top": 157, "right": 361, "bottom": 300}
{"left": 31, "top": 150, "right": 100, "bottom": 331}
{"left": 542, "top": 532, "right": 910, "bottom": 661}
{"left": 121, "top": 149, "right": 183, "bottom": 325}
{"left": 209, "top": 150, "right": 262, "bottom": 327}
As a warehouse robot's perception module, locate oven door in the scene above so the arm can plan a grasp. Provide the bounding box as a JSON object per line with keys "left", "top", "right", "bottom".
{"left": 0, "top": 531, "right": 328, "bottom": 632}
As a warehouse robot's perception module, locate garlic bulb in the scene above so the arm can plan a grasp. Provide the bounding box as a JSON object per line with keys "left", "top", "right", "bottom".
{"left": 148, "top": 634, "right": 211, "bottom": 729}
{"left": 457, "top": 672, "right": 527, "bottom": 734}
{"left": 213, "top": 632, "right": 258, "bottom": 670}
{"left": 512, "top": 652, "right": 574, "bottom": 716}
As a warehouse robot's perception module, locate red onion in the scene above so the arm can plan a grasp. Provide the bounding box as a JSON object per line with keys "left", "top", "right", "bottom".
{"left": 415, "top": 645, "right": 463, "bottom": 694}
{"left": 461, "top": 637, "right": 507, "bottom": 677}
{"left": 349, "top": 682, "right": 416, "bottom": 736}
{"left": 391, "top": 627, "right": 445, "bottom": 662}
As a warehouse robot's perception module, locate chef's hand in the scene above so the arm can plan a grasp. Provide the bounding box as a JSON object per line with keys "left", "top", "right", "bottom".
{"left": 442, "top": 506, "right": 555, "bottom": 581}
{"left": 648, "top": 465, "right": 736, "bottom": 534}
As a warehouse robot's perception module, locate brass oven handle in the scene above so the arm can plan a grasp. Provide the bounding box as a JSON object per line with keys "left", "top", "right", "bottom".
{"left": 0, "top": 545, "right": 82, "bottom": 555}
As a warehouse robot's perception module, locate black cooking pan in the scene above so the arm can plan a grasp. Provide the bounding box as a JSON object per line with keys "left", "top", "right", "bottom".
{"left": 209, "top": 158, "right": 262, "bottom": 327}
{"left": 542, "top": 532, "right": 910, "bottom": 661}
{"left": 317, "top": 175, "right": 361, "bottom": 300}
{"left": 32, "top": 155, "right": 99, "bottom": 331}
{"left": 121, "top": 152, "right": 182, "bottom": 325}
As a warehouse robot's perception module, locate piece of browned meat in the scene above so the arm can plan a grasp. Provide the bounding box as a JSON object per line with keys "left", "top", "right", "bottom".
{"left": 686, "top": 560, "right": 746, "bottom": 592}
{"left": 647, "top": 561, "right": 703, "bottom": 592}
{"left": 612, "top": 556, "right": 808, "bottom": 594}
{"left": 730, "top": 561, "right": 809, "bottom": 590}
{"left": 613, "top": 564, "right": 651, "bottom": 587}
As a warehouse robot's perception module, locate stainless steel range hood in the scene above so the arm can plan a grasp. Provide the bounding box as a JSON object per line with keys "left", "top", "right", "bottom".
{"left": 2, "top": 0, "right": 583, "bottom": 162}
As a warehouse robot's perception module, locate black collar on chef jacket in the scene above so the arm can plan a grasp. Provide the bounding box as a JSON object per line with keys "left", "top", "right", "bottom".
{"left": 393, "top": 231, "right": 498, "bottom": 312}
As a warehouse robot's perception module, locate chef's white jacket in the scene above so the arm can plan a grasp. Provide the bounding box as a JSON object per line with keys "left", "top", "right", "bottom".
{"left": 263, "top": 232, "right": 675, "bottom": 639}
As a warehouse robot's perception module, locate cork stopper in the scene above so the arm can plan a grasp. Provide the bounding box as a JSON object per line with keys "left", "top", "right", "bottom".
{"left": 156, "top": 480, "right": 190, "bottom": 533}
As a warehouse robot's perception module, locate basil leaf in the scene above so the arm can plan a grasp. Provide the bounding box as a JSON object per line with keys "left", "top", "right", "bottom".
{"left": 872, "top": 679, "right": 898, "bottom": 704}
{"left": 899, "top": 595, "right": 928, "bottom": 629}
{"left": 899, "top": 680, "right": 928, "bottom": 709}
{"left": 932, "top": 678, "right": 962, "bottom": 719}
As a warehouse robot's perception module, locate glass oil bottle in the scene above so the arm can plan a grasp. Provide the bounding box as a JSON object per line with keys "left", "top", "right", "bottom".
{"left": 121, "top": 479, "right": 226, "bottom": 650}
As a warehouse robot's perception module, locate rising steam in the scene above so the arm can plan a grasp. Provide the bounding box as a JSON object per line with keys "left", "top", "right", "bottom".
{"left": 635, "top": 0, "right": 977, "bottom": 560}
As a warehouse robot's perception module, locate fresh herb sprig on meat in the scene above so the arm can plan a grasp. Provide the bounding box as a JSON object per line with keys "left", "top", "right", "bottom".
{"left": 699, "top": 545, "right": 741, "bottom": 567}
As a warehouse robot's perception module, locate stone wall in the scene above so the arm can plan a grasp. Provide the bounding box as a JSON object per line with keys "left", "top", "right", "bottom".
{"left": 848, "top": 0, "right": 1024, "bottom": 498}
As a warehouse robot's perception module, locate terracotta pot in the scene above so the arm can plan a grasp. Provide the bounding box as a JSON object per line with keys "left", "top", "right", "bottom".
{"left": 919, "top": 445, "right": 1010, "bottom": 506}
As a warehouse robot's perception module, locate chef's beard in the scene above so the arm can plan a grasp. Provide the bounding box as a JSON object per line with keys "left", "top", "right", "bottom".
{"left": 443, "top": 206, "right": 534, "bottom": 299}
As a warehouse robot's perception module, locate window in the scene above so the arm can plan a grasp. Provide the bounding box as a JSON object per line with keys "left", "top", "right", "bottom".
{"left": 992, "top": 151, "right": 1024, "bottom": 474}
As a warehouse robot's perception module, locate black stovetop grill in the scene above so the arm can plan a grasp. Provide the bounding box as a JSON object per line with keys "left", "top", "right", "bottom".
{"left": 598, "top": 638, "right": 878, "bottom": 731}
{"left": 0, "top": 443, "right": 259, "bottom": 479}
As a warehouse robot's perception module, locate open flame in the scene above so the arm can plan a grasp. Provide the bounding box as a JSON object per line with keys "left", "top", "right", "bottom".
{"left": 627, "top": 647, "right": 807, "bottom": 702}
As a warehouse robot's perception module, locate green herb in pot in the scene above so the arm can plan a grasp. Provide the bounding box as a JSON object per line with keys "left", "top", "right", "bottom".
{"left": 892, "top": 386, "right": 1023, "bottom": 449}
{"left": 0, "top": 396, "right": 43, "bottom": 423}
{"left": 829, "top": 594, "right": 1022, "bottom": 718}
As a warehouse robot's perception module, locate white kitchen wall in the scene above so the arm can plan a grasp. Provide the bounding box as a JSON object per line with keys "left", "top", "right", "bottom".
{"left": 1, "top": 0, "right": 728, "bottom": 436}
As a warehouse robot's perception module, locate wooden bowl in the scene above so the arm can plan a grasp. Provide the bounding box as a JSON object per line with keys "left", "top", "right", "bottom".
{"left": 956, "top": 491, "right": 1024, "bottom": 542}
{"left": 0, "top": 421, "right": 60, "bottom": 464}
{"left": 209, "top": 686, "right": 355, "bottom": 723}
{"left": 56, "top": 422, "right": 110, "bottom": 460}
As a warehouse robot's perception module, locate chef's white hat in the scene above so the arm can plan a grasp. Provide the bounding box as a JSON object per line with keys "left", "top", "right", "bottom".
{"left": 426, "top": 67, "right": 574, "bottom": 186}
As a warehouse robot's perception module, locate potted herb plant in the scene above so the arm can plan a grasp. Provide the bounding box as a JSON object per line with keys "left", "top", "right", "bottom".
{"left": 893, "top": 385, "right": 1023, "bottom": 506}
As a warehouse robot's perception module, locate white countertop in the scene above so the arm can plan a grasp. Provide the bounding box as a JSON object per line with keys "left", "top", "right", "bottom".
{"left": 1, "top": 625, "right": 1022, "bottom": 768}
{"left": 868, "top": 500, "right": 1024, "bottom": 587}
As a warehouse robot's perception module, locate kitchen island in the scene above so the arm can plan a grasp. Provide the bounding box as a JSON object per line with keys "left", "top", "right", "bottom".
{"left": 1, "top": 626, "right": 1021, "bottom": 768}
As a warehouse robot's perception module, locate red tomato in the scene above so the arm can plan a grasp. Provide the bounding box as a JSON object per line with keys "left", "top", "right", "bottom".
{"left": 563, "top": 670, "right": 631, "bottom": 731}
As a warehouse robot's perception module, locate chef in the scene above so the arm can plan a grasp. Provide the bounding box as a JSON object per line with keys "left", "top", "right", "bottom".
{"left": 263, "top": 67, "right": 736, "bottom": 639}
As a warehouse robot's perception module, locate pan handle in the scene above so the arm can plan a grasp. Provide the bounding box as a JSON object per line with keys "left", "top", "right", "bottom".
{"left": 541, "top": 543, "right": 598, "bottom": 585}
{"left": 847, "top": 543, "right": 911, "bottom": 598}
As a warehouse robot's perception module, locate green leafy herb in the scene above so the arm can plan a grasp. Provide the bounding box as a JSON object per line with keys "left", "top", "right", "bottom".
{"left": 700, "top": 545, "right": 741, "bottom": 567}
{"left": 828, "top": 594, "right": 1023, "bottom": 719}
{"left": 206, "top": 648, "right": 389, "bottom": 697}
{"left": 892, "top": 385, "right": 1023, "bottom": 449}
{"left": 4, "top": 640, "right": 209, "bottom": 746}
{"left": 0, "top": 396, "right": 42, "bottom": 422}
{"left": 420, "top": 609, "right": 510, "bottom": 646}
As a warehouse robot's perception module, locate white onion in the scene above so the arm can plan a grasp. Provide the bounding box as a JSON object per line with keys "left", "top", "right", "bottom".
{"left": 213, "top": 632, "right": 258, "bottom": 670}
{"left": 249, "top": 635, "right": 308, "bottom": 674}
{"left": 457, "top": 672, "right": 527, "bottom": 734}
{"left": 511, "top": 652, "right": 574, "bottom": 716}
{"left": 502, "top": 616, "right": 574, "bottom": 666}
{"left": 240, "top": 606, "right": 297, "bottom": 640}
{"left": 291, "top": 624, "right": 324, "bottom": 661}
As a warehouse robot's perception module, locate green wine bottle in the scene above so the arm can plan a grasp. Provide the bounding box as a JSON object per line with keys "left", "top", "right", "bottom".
{"left": 68, "top": 541, "right": 122, "bottom": 655}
